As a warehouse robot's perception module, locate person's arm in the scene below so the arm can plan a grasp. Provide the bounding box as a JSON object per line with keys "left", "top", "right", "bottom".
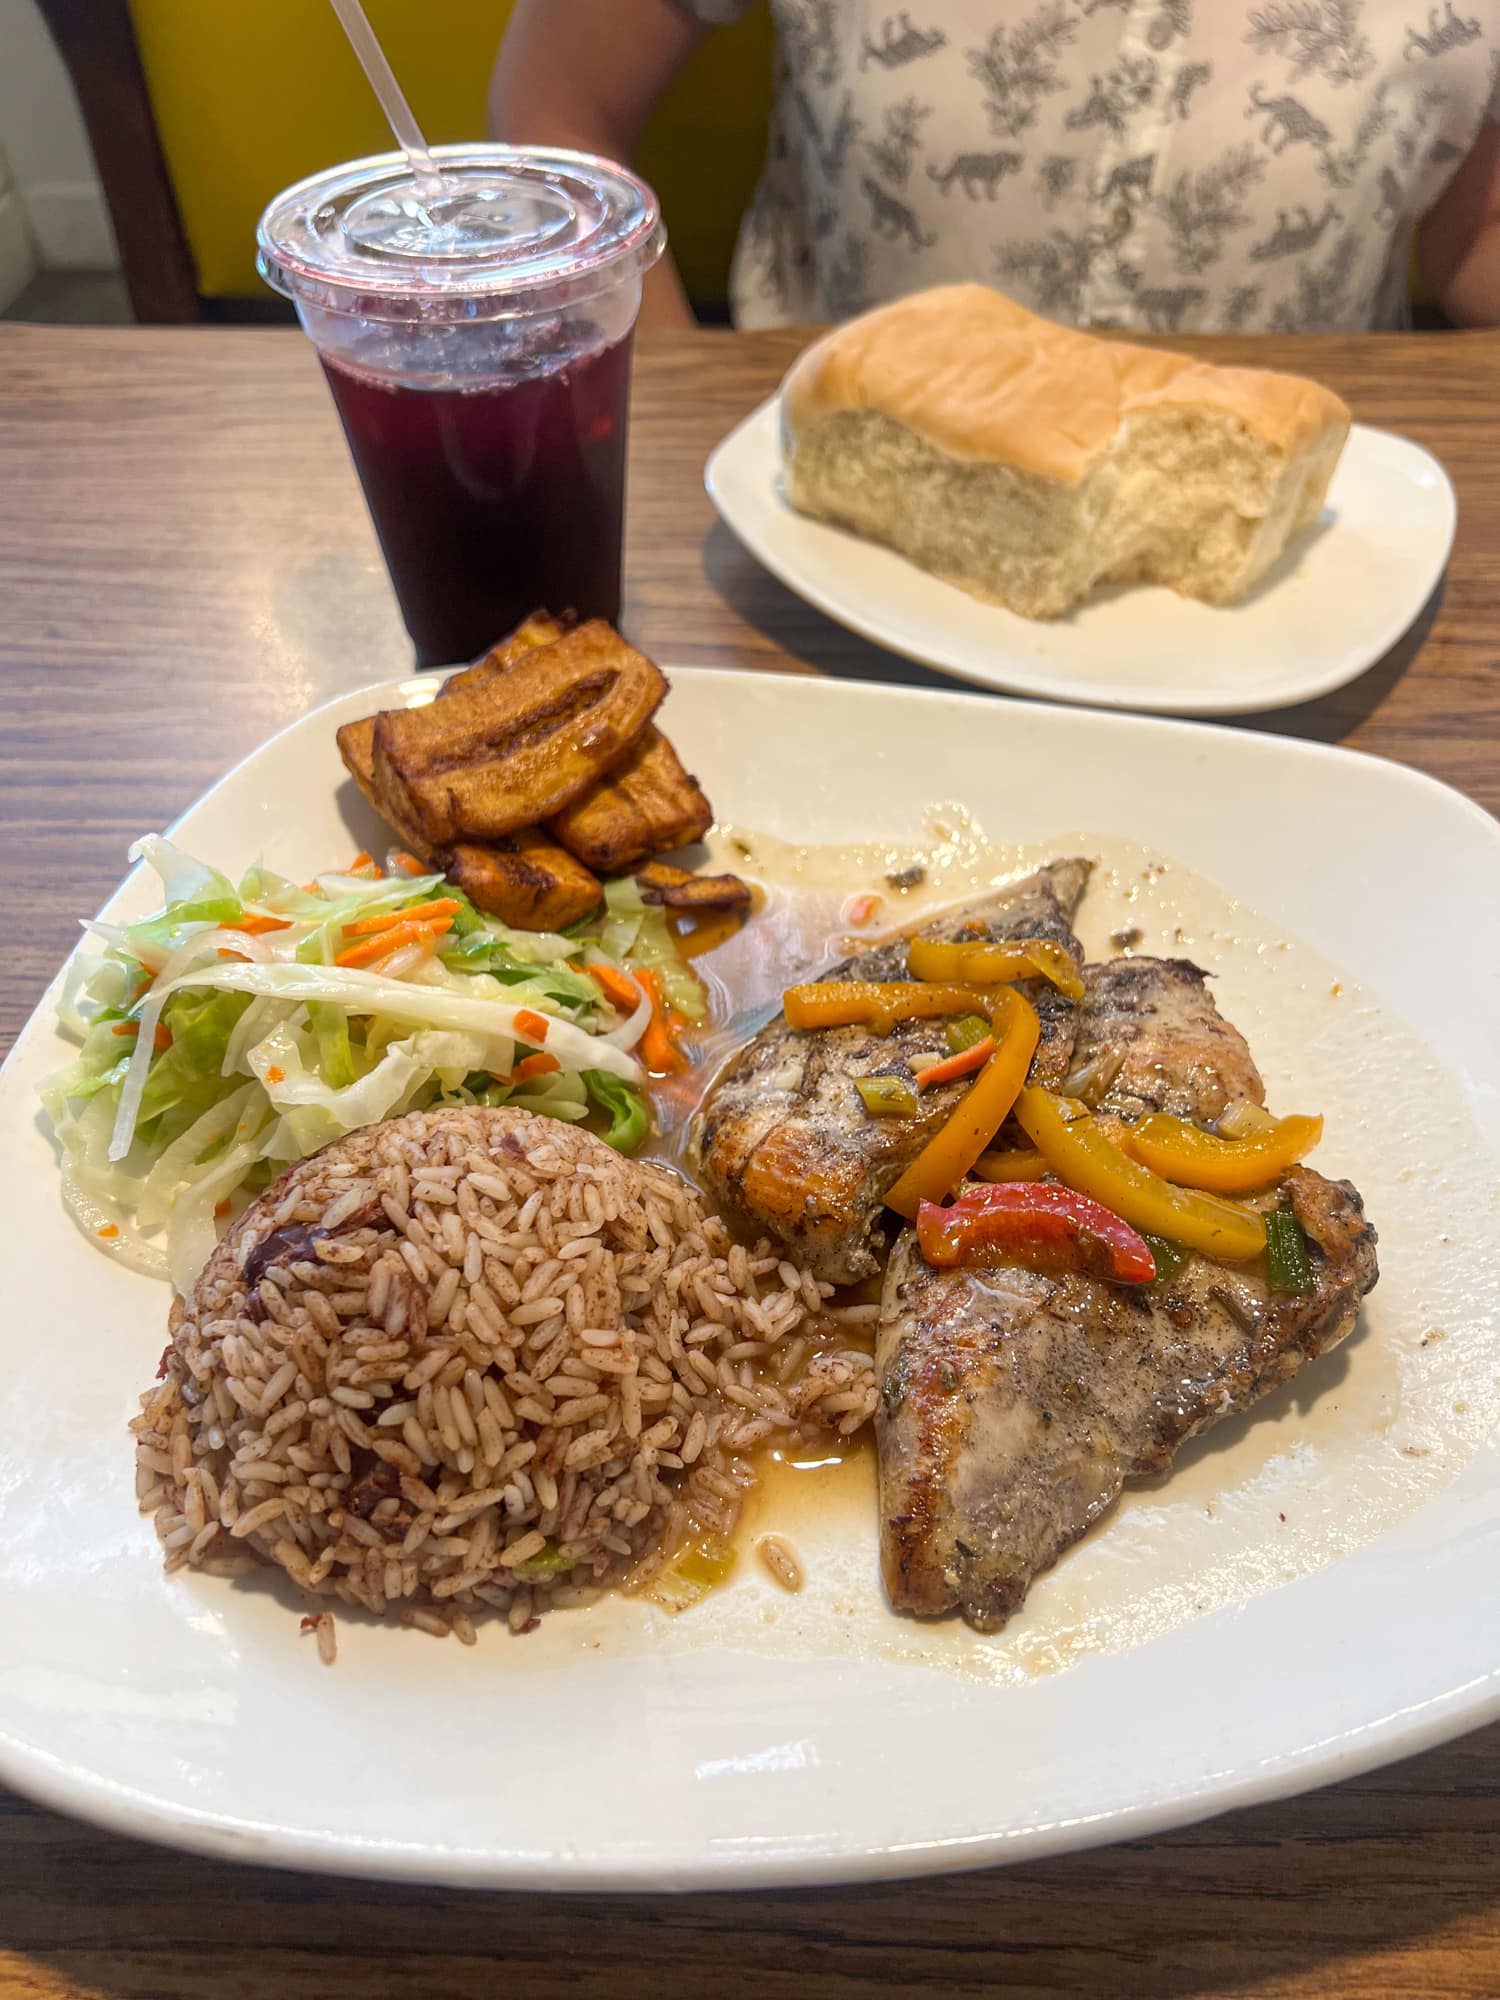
{"left": 489, "top": 0, "right": 713, "bottom": 329}
{"left": 1417, "top": 121, "right": 1500, "bottom": 327}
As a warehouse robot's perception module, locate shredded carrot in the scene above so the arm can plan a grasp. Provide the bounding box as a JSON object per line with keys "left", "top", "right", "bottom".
{"left": 233, "top": 913, "right": 293, "bottom": 936}
{"left": 366, "top": 934, "right": 441, "bottom": 977}
{"left": 96, "top": 1224, "right": 119, "bottom": 1239}
{"left": 634, "top": 966, "right": 687, "bottom": 1074}
{"left": 391, "top": 851, "right": 428, "bottom": 876}
{"left": 587, "top": 961, "right": 643, "bottom": 1015}
{"left": 214, "top": 1198, "right": 233, "bottom": 1219}
{"left": 914, "top": 1035, "right": 996, "bottom": 1092}
{"left": 110, "top": 1020, "right": 172, "bottom": 1053}
{"left": 511, "top": 1052, "right": 562, "bottom": 1083}
{"left": 334, "top": 917, "right": 452, "bottom": 968}
{"left": 349, "top": 851, "right": 384, "bottom": 879}
{"left": 342, "top": 898, "right": 460, "bottom": 938}
{"left": 266, "top": 1065, "right": 286, "bottom": 1084}
{"left": 217, "top": 945, "right": 254, "bottom": 961}
{"left": 513, "top": 1008, "right": 550, "bottom": 1045}
{"left": 847, "top": 893, "right": 883, "bottom": 926}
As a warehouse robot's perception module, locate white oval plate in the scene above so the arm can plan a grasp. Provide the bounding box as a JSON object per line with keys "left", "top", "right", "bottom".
{"left": 1, "top": 669, "right": 1498, "bottom": 1891}
{"left": 705, "top": 400, "right": 1456, "bottom": 716}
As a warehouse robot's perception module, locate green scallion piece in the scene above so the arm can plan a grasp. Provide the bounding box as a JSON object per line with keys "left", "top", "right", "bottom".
{"left": 1264, "top": 1209, "right": 1313, "bottom": 1295}
{"left": 946, "top": 1012, "right": 992, "bottom": 1056}
{"left": 856, "top": 1074, "right": 918, "bottom": 1118}
{"left": 1141, "top": 1232, "right": 1190, "bottom": 1285}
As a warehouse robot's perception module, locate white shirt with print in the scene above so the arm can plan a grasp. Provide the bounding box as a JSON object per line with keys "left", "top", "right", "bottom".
{"left": 680, "top": 0, "right": 1500, "bottom": 330}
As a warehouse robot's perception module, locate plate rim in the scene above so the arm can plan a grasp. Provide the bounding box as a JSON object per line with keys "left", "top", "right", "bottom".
{"left": 1, "top": 667, "right": 1497, "bottom": 1893}
{"left": 704, "top": 398, "right": 1458, "bottom": 719}
{"left": 2, "top": 1661, "right": 1494, "bottom": 1893}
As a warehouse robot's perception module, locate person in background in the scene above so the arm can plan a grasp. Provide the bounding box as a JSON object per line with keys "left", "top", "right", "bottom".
{"left": 490, "top": 0, "right": 1500, "bottom": 333}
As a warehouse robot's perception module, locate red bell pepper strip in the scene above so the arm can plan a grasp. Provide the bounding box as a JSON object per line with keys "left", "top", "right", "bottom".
{"left": 916, "top": 1180, "right": 1158, "bottom": 1285}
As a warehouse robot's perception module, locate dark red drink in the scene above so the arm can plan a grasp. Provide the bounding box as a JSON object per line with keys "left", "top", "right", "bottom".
{"left": 322, "top": 330, "right": 633, "bottom": 668}
{"left": 259, "top": 147, "right": 663, "bottom": 665}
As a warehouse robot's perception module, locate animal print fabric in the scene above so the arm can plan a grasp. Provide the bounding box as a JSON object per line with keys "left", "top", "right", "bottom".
{"left": 675, "top": 0, "right": 1500, "bottom": 330}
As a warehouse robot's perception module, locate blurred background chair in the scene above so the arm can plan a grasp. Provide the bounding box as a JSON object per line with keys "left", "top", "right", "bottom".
{"left": 35, "top": 0, "right": 774, "bottom": 324}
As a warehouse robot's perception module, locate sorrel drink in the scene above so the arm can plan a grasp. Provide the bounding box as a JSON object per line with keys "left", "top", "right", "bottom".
{"left": 321, "top": 330, "right": 632, "bottom": 668}
{"left": 257, "top": 145, "right": 663, "bottom": 666}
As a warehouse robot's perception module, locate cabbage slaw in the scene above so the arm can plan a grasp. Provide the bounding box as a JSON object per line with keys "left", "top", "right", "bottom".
{"left": 42, "top": 837, "right": 704, "bottom": 1295}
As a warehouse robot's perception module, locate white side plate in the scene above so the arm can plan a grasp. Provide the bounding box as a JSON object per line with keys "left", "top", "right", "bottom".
{"left": 0, "top": 670, "right": 1497, "bottom": 1891}
{"left": 705, "top": 400, "right": 1456, "bottom": 717}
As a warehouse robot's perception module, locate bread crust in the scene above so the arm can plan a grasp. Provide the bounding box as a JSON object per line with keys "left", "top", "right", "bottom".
{"left": 782, "top": 284, "right": 1349, "bottom": 485}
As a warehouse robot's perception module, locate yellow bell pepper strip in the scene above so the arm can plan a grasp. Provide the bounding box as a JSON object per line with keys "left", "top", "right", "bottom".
{"left": 973, "top": 1145, "right": 1051, "bottom": 1182}
{"left": 1014, "top": 1086, "right": 1267, "bottom": 1262}
{"left": 907, "top": 935, "right": 1085, "bottom": 1003}
{"left": 917, "top": 1182, "right": 1157, "bottom": 1285}
{"left": 1123, "top": 1111, "right": 1324, "bottom": 1194}
{"left": 783, "top": 980, "right": 993, "bottom": 1035}
{"left": 883, "top": 988, "right": 1041, "bottom": 1220}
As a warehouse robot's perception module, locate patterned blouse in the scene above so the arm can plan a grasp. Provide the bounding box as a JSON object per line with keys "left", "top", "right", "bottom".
{"left": 680, "top": 0, "right": 1500, "bottom": 331}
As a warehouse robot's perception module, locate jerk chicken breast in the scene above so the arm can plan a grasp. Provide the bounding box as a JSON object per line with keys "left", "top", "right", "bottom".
{"left": 689, "top": 859, "right": 1090, "bottom": 1285}
{"left": 875, "top": 956, "right": 1379, "bottom": 1629}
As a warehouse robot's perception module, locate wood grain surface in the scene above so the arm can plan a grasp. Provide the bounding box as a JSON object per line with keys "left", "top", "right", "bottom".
{"left": 0, "top": 322, "right": 1497, "bottom": 1999}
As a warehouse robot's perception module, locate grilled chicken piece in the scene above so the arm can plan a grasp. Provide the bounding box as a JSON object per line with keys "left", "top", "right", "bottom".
{"left": 689, "top": 859, "right": 1091, "bottom": 1285}
{"left": 875, "top": 958, "right": 1378, "bottom": 1628}
{"left": 1073, "top": 956, "right": 1266, "bottom": 1122}
{"left": 370, "top": 621, "right": 667, "bottom": 847}
{"left": 548, "top": 728, "right": 714, "bottom": 873}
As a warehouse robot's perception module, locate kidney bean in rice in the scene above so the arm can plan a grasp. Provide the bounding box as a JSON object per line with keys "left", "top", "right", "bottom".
{"left": 131, "top": 1107, "right": 877, "bottom": 1643}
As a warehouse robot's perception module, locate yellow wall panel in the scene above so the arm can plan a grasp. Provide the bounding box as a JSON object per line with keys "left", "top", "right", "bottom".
{"left": 127, "top": 0, "right": 773, "bottom": 306}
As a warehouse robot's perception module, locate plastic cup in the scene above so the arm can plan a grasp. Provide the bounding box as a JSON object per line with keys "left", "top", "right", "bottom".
{"left": 257, "top": 145, "right": 665, "bottom": 668}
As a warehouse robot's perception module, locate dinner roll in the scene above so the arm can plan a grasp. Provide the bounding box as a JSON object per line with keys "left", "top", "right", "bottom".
{"left": 780, "top": 285, "right": 1350, "bottom": 621}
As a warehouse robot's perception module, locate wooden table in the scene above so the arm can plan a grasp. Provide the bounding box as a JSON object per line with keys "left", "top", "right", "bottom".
{"left": 0, "top": 323, "right": 1496, "bottom": 1999}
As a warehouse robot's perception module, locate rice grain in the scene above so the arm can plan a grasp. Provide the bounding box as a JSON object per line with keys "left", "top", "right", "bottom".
{"left": 132, "top": 1107, "right": 876, "bottom": 1643}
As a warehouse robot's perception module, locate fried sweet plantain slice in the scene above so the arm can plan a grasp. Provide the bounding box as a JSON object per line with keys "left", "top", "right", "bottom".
{"left": 338, "top": 708, "right": 601, "bottom": 927}
{"left": 336, "top": 713, "right": 378, "bottom": 793}
{"left": 633, "top": 859, "right": 752, "bottom": 911}
{"left": 437, "top": 610, "right": 572, "bottom": 702}
{"left": 335, "top": 715, "right": 441, "bottom": 866}
{"left": 548, "top": 727, "right": 714, "bottom": 872}
{"left": 446, "top": 832, "right": 602, "bottom": 931}
{"left": 371, "top": 621, "right": 668, "bottom": 847}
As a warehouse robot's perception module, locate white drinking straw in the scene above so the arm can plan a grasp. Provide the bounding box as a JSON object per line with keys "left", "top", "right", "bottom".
{"left": 328, "top": 0, "right": 446, "bottom": 206}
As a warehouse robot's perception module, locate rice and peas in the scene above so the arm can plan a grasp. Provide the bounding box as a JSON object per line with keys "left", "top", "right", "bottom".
{"left": 132, "top": 1107, "right": 879, "bottom": 1656}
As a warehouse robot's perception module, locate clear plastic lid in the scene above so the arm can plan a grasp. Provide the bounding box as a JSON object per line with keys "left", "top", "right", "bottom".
{"left": 257, "top": 144, "right": 664, "bottom": 321}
